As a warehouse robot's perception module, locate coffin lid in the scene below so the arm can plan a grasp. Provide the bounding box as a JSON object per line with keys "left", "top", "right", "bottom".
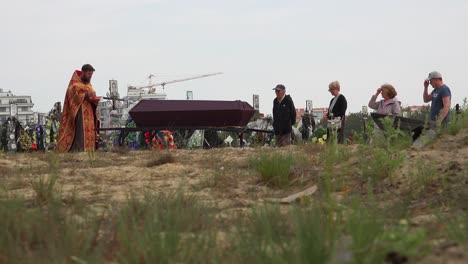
{"left": 129, "top": 99, "right": 256, "bottom": 128}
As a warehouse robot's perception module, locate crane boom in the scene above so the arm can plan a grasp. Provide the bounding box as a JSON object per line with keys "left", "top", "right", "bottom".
{"left": 136, "top": 72, "right": 223, "bottom": 90}
{"left": 154, "top": 72, "right": 223, "bottom": 87}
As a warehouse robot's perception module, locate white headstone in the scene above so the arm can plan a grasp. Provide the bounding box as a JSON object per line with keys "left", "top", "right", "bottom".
{"left": 109, "top": 80, "right": 119, "bottom": 97}
{"left": 362, "top": 106, "right": 368, "bottom": 116}
{"left": 306, "top": 100, "right": 313, "bottom": 112}
{"left": 253, "top": 94, "right": 259, "bottom": 110}
{"left": 224, "top": 135, "right": 233, "bottom": 147}
{"left": 186, "top": 91, "right": 193, "bottom": 100}
{"left": 10, "top": 104, "right": 17, "bottom": 116}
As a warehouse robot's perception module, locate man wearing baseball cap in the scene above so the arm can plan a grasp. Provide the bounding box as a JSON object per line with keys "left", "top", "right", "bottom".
{"left": 423, "top": 71, "right": 452, "bottom": 126}
{"left": 272, "top": 84, "right": 296, "bottom": 146}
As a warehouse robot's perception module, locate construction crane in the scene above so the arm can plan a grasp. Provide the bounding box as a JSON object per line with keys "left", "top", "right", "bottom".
{"left": 129, "top": 72, "right": 223, "bottom": 94}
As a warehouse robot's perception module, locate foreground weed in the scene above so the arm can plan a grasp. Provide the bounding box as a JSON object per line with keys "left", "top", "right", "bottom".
{"left": 378, "top": 220, "right": 429, "bottom": 262}
{"left": 230, "top": 204, "right": 341, "bottom": 263}
{"left": 87, "top": 149, "right": 96, "bottom": 167}
{"left": 0, "top": 198, "right": 103, "bottom": 263}
{"left": 443, "top": 109, "right": 467, "bottom": 135}
{"left": 292, "top": 206, "right": 340, "bottom": 263}
{"left": 30, "top": 174, "right": 57, "bottom": 206}
{"left": 358, "top": 145, "right": 404, "bottom": 182}
{"left": 345, "top": 196, "right": 428, "bottom": 263}
{"left": 46, "top": 151, "right": 59, "bottom": 171}
{"left": 346, "top": 198, "right": 385, "bottom": 263}
{"left": 252, "top": 153, "right": 293, "bottom": 187}
{"left": 229, "top": 205, "right": 293, "bottom": 263}
{"left": 408, "top": 159, "right": 437, "bottom": 199}
{"left": 444, "top": 211, "right": 468, "bottom": 246}
{"left": 114, "top": 191, "right": 216, "bottom": 263}
{"left": 318, "top": 137, "right": 349, "bottom": 203}
{"left": 30, "top": 153, "right": 60, "bottom": 206}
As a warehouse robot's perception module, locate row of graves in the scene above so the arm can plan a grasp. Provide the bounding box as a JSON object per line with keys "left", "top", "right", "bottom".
{"left": 0, "top": 102, "right": 61, "bottom": 153}
{"left": 0, "top": 98, "right": 318, "bottom": 152}
{"left": 107, "top": 112, "right": 313, "bottom": 149}
{"left": 0, "top": 103, "right": 179, "bottom": 153}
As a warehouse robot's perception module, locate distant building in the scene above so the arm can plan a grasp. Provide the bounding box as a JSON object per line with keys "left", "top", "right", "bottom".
{"left": 295, "top": 107, "right": 330, "bottom": 124}
{"left": 312, "top": 107, "right": 329, "bottom": 121}
{"left": 0, "top": 88, "right": 35, "bottom": 124}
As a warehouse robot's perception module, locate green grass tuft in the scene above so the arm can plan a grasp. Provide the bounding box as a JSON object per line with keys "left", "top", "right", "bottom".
{"left": 251, "top": 153, "right": 294, "bottom": 187}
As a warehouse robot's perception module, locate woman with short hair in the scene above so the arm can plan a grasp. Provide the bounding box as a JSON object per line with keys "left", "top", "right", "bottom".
{"left": 368, "top": 83, "right": 401, "bottom": 144}
{"left": 327, "top": 81, "right": 347, "bottom": 144}
{"left": 368, "top": 83, "right": 401, "bottom": 116}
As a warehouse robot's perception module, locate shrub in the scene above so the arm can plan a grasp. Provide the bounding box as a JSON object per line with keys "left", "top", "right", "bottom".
{"left": 114, "top": 192, "right": 216, "bottom": 263}
{"left": 445, "top": 211, "right": 468, "bottom": 246}
{"left": 345, "top": 199, "right": 384, "bottom": 263}
{"left": 30, "top": 174, "right": 58, "bottom": 206}
{"left": 229, "top": 204, "right": 338, "bottom": 263}
{"left": 0, "top": 198, "right": 103, "bottom": 263}
{"left": 252, "top": 153, "right": 293, "bottom": 187}
{"left": 358, "top": 145, "right": 404, "bottom": 181}
{"left": 345, "top": 198, "right": 428, "bottom": 263}
{"left": 31, "top": 152, "right": 60, "bottom": 206}
{"left": 443, "top": 108, "right": 467, "bottom": 136}
{"left": 408, "top": 159, "right": 437, "bottom": 199}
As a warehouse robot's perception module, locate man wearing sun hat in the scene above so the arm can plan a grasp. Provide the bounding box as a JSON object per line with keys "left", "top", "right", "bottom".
{"left": 272, "top": 84, "right": 296, "bottom": 147}
{"left": 423, "top": 71, "right": 452, "bottom": 126}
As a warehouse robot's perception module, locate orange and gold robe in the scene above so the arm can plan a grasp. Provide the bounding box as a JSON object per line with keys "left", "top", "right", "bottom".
{"left": 57, "top": 70, "right": 98, "bottom": 152}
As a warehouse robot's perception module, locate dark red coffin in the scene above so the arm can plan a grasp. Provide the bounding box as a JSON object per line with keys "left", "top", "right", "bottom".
{"left": 129, "top": 99, "right": 256, "bottom": 128}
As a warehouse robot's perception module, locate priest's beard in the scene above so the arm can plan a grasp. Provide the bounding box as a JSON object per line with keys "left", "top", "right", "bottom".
{"left": 81, "top": 76, "right": 91, "bottom": 84}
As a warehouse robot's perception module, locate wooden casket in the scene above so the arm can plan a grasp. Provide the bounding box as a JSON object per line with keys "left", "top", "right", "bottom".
{"left": 129, "top": 99, "right": 256, "bottom": 129}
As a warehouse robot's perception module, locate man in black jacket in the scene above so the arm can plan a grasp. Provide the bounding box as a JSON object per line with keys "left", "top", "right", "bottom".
{"left": 272, "top": 84, "right": 296, "bottom": 146}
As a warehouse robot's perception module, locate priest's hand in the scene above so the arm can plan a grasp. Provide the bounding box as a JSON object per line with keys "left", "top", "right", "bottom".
{"left": 86, "top": 92, "right": 101, "bottom": 105}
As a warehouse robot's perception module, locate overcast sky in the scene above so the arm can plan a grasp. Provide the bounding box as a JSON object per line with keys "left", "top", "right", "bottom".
{"left": 1, "top": 0, "right": 467, "bottom": 115}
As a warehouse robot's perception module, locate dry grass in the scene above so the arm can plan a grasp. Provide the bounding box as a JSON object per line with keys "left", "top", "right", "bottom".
{"left": 145, "top": 152, "right": 176, "bottom": 167}
{"left": 110, "top": 146, "right": 130, "bottom": 155}
{"left": 0, "top": 126, "right": 466, "bottom": 262}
